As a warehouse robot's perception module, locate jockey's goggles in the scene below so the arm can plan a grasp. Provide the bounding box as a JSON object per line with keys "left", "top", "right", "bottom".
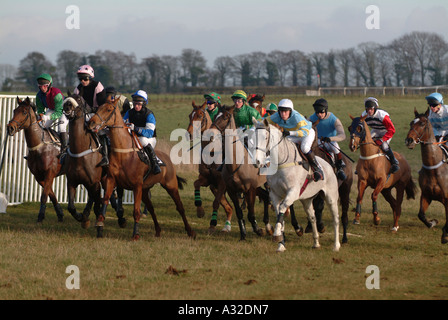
{"left": 206, "top": 100, "right": 216, "bottom": 105}
{"left": 78, "top": 75, "right": 90, "bottom": 81}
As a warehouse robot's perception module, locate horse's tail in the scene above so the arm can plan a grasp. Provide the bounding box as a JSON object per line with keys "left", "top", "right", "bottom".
{"left": 176, "top": 175, "right": 187, "bottom": 190}
{"left": 405, "top": 177, "right": 417, "bottom": 200}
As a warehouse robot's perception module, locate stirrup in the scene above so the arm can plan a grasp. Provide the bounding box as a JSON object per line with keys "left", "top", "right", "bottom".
{"left": 390, "top": 163, "right": 399, "bottom": 174}
{"left": 97, "top": 157, "right": 109, "bottom": 167}
{"left": 312, "top": 169, "right": 324, "bottom": 182}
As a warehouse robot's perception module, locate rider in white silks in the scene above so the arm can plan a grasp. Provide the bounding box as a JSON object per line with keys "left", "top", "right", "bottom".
{"left": 309, "top": 98, "right": 347, "bottom": 180}
{"left": 265, "top": 98, "right": 324, "bottom": 182}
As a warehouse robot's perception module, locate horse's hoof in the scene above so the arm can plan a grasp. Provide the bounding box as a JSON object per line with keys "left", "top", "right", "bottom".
{"left": 333, "top": 244, "right": 341, "bottom": 252}
{"left": 132, "top": 234, "right": 140, "bottom": 241}
{"left": 196, "top": 207, "right": 205, "bottom": 218}
{"left": 81, "top": 220, "right": 90, "bottom": 229}
{"left": 256, "top": 228, "right": 266, "bottom": 237}
{"left": 430, "top": 219, "right": 439, "bottom": 228}
{"left": 189, "top": 231, "right": 197, "bottom": 240}
{"left": 265, "top": 224, "right": 274, "bottom": 236}
{"left": 373, "top": 215, "right": 381, "bottom": 225}
{"left": 312, "top": 244, "right": 321, "bottom": 250}
{"left": 391, "top": 226, "right": 399, "bottom": 233}
{"left": 317, "top": 223, "right": 326, "bottom": 233}
{"left": 353, "top": 219, "right": 360, "bottom": 225}
{"left": 276, "top": 243, "right": 286, "bottom": 252}
{"left": 305, "top": 224, "right": 312, "bottom": 233}
{"left": 441, "top": 236, "right": 448, "bottom": 244}
{"left": 57, "top": 217, "right": 64, "bottom": 223}
{"left": 118, "top": 218, "right": 127, "bottom": 228}
{"left": 207, "top": 226, "right": 216, "bottom": 235}
{"left": 295, "top": 227, "right": 304, "bottom": 237}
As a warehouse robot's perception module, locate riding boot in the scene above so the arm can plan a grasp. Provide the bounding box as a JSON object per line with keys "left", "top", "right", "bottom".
{"left": 385, "top": 148, "right": 400, "bottom": 174}
{"left": 335, "top": 153, "right": 347, "bottom": 181}
{"left": 58, "top": 132, "right": 69, "bottom": 162}
{"left": 97, "top": 135, "right": 109, "bottom": 167}
{"left": 305, "top": 151, "right": 324, "bottom": 182}
{"left": 144, "top": 144, "right": 161, "bottom": 175}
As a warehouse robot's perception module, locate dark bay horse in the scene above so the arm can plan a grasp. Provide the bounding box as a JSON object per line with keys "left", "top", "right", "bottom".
{"left": 7, "top": 97, "right": 65, "bottom": 222}
{"left": 186, "top": 101, "right": 233, "bottom": 233}
{"left": 62, "top": 94, "right": 126, "bottom": 230}
{"left": 349, "top": 115, "right": 416, "bottom": 231}
{"left": 405, "top": 108, "right": 448, "bottom": 244}
{"left": 88, "top": 99, "right": 196, "bottom": 240}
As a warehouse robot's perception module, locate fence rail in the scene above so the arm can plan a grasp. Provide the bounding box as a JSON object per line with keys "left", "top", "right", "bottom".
{"left": 0, "top": 95, "right": 134, "bottom": 206}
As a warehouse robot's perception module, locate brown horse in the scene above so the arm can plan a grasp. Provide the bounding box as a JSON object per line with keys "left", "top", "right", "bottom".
{"left": 210, "top": 105, "right": 296, "bottom": 240}
{"left": 405, "top": 108, "right": 448, "bottom": 243}
{"left": 349, "top": 115, "right": 416, "bottom": 231}
{"left": 186, "top": 101, "right": 233, "bottom": 233}
{"left": 87, "top": 98, "right": 196, "bottom": 240}
{"left": 62, "top": 93, "right": 126, "bottom": 230}
{"left": 6, "top": 97, "right": 65, "bottom": 222}
{"left": 312, "top": 136, "right": 354, "bottom": 244}
{"left": 248, "top": 94, "right": 266, "bottom": 118}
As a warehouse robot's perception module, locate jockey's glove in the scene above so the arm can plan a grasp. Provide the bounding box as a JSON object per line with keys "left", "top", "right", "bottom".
{"left": 282, "top": 130, "right": 290, "bottom": 137}
{"left": 128, "top": 123, "right": 135, "bottom": 131}
{"left": 321, "top": 137, "right": 332, "bottom": 143}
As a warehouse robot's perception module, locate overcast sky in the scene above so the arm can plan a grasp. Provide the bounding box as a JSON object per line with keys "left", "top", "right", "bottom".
{"left": 1, "top": 0, "right": 447, "bottom": 67}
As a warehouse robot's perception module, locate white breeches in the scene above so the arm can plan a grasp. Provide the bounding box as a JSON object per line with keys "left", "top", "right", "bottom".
{"left": 287, "top": 128, "right": 315, "bottom": 154}
{"left": 41, "top": 110, "right": 68, "bottom": 133}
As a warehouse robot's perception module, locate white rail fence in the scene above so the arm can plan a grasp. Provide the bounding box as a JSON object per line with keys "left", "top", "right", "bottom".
{"left": 306, "top": 85, "right": 448, "bottom": 96}
{"left": 0, "top": 95, "right": 134, "bottom": 206}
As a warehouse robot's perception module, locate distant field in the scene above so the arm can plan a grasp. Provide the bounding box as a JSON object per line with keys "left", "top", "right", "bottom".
{"left": 1, "top": 93, "right": 447, "bottom": 301}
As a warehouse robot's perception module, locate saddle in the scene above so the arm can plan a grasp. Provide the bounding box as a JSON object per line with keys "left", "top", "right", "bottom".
{"left": 439, "top": 144, "right": 448, "bottom": 162}
{"left": 294, "top": 142, "right": 310, "bottom": 172}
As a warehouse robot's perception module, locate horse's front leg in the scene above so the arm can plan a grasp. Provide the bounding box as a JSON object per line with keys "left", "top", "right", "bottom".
{"left": 354, "top": 179, "right": 368, "bottom": 225}
{"left": 194, "top": 175, "right": 209, "bottom": 218}
{"left": 48, "top": 189, "right": 64, "bottom": 222}
{"left": 97, "top": 177, "right": 115, "bottom": 238}
{"left": 417, "top": 195, "right": 437, "bottom": 228}
{"left": 142, "top": 189, "right": 161, "bottom": 237}
{"left": 37, "top": 179, "right": 53, "bottom": 223}
{"left": 132, "top": 187, "right": 143, "bottom": 241}
{"left": 247, "top": 188, "right": 264, "bottom": 236}
{"left": 371, "top": 178, "right": 386, "bottom": 225}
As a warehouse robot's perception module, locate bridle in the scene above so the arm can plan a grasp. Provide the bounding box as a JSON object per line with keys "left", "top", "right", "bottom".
{"left": 8, "top": 103, "right": 39, "bottom": 132}
{"left": 93, "top": 101, "right": 124, "bottom": 129}
{"left": 408, "top": 117, "right": 430, "bottom": 145}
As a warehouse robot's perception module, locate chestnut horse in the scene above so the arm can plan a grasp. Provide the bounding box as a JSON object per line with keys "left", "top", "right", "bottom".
{"left": 248, "top": 94, "right": 266, "bottom": 118}
{"left": 186, "top": 101, "right": 233, "bottom": 233}
{"left": 349, "top": 115, "right": 416, "bottom": 231}
{"left": 405, "top": 108, "right": 448, "bottom": 244}
{"left": 7, "top": 97, "right": 65, "bottom": 222}
{"left": 88, "top": 98, "right": 196, "bottom": 240}
{"left": 62, "top": 93, "right": 126, "bottom": 230}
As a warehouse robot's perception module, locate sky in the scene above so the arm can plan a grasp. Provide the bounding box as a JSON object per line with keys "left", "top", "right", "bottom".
{"left": 1, "top": 0, "right": 447, "bottom": 68}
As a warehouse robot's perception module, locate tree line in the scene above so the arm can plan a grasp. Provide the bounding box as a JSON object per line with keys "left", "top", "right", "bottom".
{"left": 1, "top": 31, "right": 447, "bottom": 93}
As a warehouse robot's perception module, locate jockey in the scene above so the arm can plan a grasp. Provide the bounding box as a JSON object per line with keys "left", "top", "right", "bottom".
{"left": 362, "top": 97, "right": 400, "bottom": 174}
{"left": 74, "top": 65, "right": 108, "bottom": 166}
{"left": 309, "top": 98, "right": 347, "bottom": 180}
{"left": 105, "top": 86, "right": 131, "bottom": 117}
{"left": 232, "top": 90, "right": 262, "bottom": 129}
{"left": 123, "top": 90, "right": 161, "bottom": 175}
{"left": 35, "top": 73, "right": 69, "bottom": 156}
{"left": 426, "top": 92, "right": 448, "bottom": 146}
{"left": 266, "top": 99, "right": 324, "bottom": 181}
{"left": 263, "top": 103, "right": 278, "bottom": 119}
{"left": 204, "top": 92, "right": 221, "bottom": 121}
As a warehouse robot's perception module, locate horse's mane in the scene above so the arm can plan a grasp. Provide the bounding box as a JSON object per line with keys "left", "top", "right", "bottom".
{"left": 248, "top": 94, "right": 264, "bottom": 102}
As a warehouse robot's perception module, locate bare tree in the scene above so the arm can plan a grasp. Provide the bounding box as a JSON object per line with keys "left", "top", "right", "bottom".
{"left": 214, "top": 56, "right": 234, "bottom": 87}
{"left": 17, "top": 51, "right": 55, "bottom": 89}
{"left": 267, "top": 50, "right": 289, "bottom": 86}
{"left": 287, "top": 50, "right": 307, "bottom": 86}
{"left": 56, "top": 50, "right": 83, "bottom": 87}
{"left": 179, "top": 49, "right": 206, "bottom": 87}
{"left": 335, "top": 48, "right": 354, "bottom": 86}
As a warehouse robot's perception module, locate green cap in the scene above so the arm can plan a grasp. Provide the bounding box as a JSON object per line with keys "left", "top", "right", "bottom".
{"left": 37, "top": 73, "right": 52, "bottom": 85}
{"left": 231, "top": 90, "right": 247, "bottom": 101}
{"left": 204, "top": 92, "right": 221, "bottom": 104}
{"left": 267, "top": 103, "right": 278, "bottom": 112}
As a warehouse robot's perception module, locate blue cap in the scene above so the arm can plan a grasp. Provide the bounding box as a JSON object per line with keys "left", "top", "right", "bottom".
{"left": 425, "top": 92, "right": 443, "bottom": 105}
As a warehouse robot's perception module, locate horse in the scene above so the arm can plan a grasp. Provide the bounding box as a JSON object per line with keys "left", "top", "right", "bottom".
{"left": 252, "top": 118, "right": 341, "bottom": 252}
{"left": 186, "top": 101, "right": 233, "bottom": 233}
{"left": 312, "top": 137, "right": 353, "bottom": 244}
{"left": 248, "top": 94, "right": 266, "bottom": 118}
{"left": 349, "top": 115, "right": 416, "bottom": 232}
{"left": 405, "top": 108, "right": 448, "bottom": 244}
{"left": 87, "top": 98, "right": 196, "bottom": 240}
{"left": 62, "top": 93, "right": 126, "bottom": 230}
{"left": 6, "top": 97, "right": 65, "bottom": 222}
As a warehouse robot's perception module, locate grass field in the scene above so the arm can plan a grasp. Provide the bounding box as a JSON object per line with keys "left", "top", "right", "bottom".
{"left": 0, "top": 94, "right": 447, "bottom": 301}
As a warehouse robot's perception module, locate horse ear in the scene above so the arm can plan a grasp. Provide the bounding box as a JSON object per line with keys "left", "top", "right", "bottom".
{"left": 360, "top": 114, "right": 367, "bottom": 121}
{"left": 263, "top": 118, "right": 269, "bottom": 127}
{"left": 17, "top": 96, "right": 22, "bottom": 104}
{"left": 261, "top": 94, "right": 265, "bottom": 100}
{"left": 349, "top": 114, "right": 354, "bottom": 120}
{"left": 201, "top": 101, "right": 206, "bottom": 109}
{"left": 425, "top": 107, "right": 430, "bottom": 117}
{"left": 25, "top": 97, "right": 31, "bottom": 104}
{"left": 191, "top": 100, "right": 196, "bottom": 107}
{"left": 67, "top": 90, "right": 72, "bottom": 97}
{"left": 414, "top": 107, "right": 419, "bottom": 118}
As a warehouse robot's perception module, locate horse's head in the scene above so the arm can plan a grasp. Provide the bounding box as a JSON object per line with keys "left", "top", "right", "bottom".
{"left": 87, "top": 99, "right": 121, "bottom": 133}
{"left": 348, "top": 114, "right": 367, "bottom": 152}
{"left": 248, "top": 94, "right": 265, "bottom": 114}
{"left": 63, "top": 92, "right": 86, "bottom": 120}
{"left": 405, "top": 107, "right": 432, "bottom": 149}
{"left": 7, "top": 97, "right": 37, "bottom": 136}
{"left": 186, "top": 101, "right": 209, "bottom": 140}
{"left": 210, "top": 105, "right": 234, "bottom": 134}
